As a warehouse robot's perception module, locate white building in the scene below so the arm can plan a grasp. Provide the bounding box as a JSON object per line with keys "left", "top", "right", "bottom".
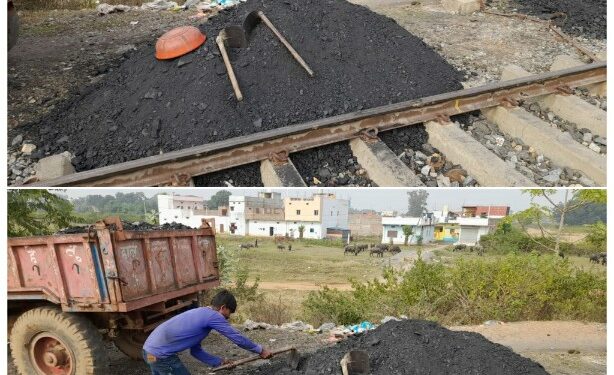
{"left": 381, "top": 216, "right": 435, "bottom": 245}
{"left": 160, "top": 192, "right": 350, "bottom": 240}
{"left": 158, "top": 194, "right": 230, "bottom": 233}
{"left": 228, "top": 192, "right": 286, "bottom": 237}
{"left": 454, "top": 217, "right": 492, "bottom": 246}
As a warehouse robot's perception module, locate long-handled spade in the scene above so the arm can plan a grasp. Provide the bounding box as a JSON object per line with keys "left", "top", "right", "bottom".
{"left": 210, "top": 346, "right": 301, "bottom": 372}
{"left": 243, "top": 10, "right": 315, "bottom": 77}
{"left": 215, "top": 26, "right": 247, "bottom": 101}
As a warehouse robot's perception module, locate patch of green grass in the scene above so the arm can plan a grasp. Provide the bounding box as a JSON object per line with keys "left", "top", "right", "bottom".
{"left": 216, "top": 234, "right": 384, "bottom": 285}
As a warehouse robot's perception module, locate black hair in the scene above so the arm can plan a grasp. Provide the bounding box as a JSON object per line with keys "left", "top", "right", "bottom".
{"left": 211, "top": 289, "right": 237, "bottom": 313}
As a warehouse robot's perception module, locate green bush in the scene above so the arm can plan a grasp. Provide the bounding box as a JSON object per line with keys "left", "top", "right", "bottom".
{"left": 302, "top": 254, "right": 606, "bottom": 326}
{"left": 479, "top": 229, "right": 580, "bottom": 255}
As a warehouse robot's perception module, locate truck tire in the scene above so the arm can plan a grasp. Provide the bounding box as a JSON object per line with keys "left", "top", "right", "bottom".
{"left": 8, "top": 2, "right": 19, "bottom": 50}
{"left": 113, "top": 330, "right": 149, "bottom": 361}
{"left": 10, "top": 307, "right": 109, "bottom": 375}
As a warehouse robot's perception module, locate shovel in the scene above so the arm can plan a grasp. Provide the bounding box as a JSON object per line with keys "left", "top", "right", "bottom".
{"left": 211, "top": 346, "right": 301, "bottom": 372}
{"left": 340, "top": 350, "right": 370, "bottom": 375}
{"left": 244, "top": 10, "right": 315, "bottom": 77}
{"left": 216, "top": 26, "right": 247, "bottom": 101}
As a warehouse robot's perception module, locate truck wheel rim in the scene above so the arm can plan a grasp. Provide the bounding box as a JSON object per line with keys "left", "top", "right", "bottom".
{"left": 29, "top": 332, "right": 74, "bottom": 375}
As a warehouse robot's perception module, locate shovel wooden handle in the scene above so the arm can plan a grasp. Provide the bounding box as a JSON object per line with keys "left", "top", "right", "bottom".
{"left": 258, "top": 11, "right": 315, "bottom": 77}
{"left": 211, "top": 346, "right": 296, "bottom": 372}
{"left": 216, "top": 33, "right": 243, "bottom": 101}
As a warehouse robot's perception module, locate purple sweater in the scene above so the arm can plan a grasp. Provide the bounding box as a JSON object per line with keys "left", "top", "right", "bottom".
{"left": 143, "top": 307, "right": 262, "bottom": 367}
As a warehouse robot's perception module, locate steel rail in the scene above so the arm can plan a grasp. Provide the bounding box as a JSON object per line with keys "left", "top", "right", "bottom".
{"left": 31, "top": 61, "right": 606, "bottom": 187}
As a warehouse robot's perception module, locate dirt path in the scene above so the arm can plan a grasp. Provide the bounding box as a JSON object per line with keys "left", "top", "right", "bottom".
{"left": 258, "top": 281, "right": 353, "bottom": 291}
{"left": 449, "top": 321, "right": 607, "bottom": 375}
{"left": 449, "top": 321, "right": 606, "bottom": 352}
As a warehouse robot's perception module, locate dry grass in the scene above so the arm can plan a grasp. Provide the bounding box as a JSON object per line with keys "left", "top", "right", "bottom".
{"left": 216, "top": 234, "right": 386, "bottom": 285}
{"left": 14, "top": 0, "right": 187, "bottom": 10}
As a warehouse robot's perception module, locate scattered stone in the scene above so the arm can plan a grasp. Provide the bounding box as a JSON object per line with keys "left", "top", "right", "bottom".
{"left": 34, "top": 152, "right": 76, "bottom": 181}
{"left": 177, "top": 56, "right": 193, "bottom": 68}
{"left": 21, "top": 144, "right": 37, "bottom": 155}
{"left": 444, "top": 168, "right": 466, "bottom": 183}
{"left": 588, "top": 143, "right": 602, "bottom": 153}
{"left": 11, "top": 134, "right": 23, "bottom": 147}
{"left": 436, "top": 175, "right": 451, "bottom": 187}
{"left": 593, "top": 136, "right": 606, "bottom": 146}
{"left": 318, "top": 322, "right": 336, "bottom": 332}
{"left": 381, "top": 316, "right": 402, "bottom": 324}
{"left": 582, "top": 132, "right": 593, "bottom": 143}
{"left": 421, "top": 165, "right": 431, "bottom": 176}
{"left": 97, "top": 3, "right": 132, "bottom": 16}
{"left": 280, "top": 321, "right": 314, "bottom": 331}
{"left": 243, "top": 320, "right": 274, "bottom": 331}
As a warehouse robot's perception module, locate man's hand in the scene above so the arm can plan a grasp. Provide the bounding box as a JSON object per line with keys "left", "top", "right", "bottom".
{"left": 260, "top": 348, "right": 273, "bottom": 359}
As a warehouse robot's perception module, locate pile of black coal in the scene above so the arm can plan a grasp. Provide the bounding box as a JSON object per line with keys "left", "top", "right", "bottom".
{"left": 55, "top": 221, "right": 195, "bottom": 234}
{"left": 505, "top": 0, "right": 606, "bottom": 39}
{"left": 16, "top": 0, "right": 463, "bottom": 172}
{"left": 239, "top": 320, "right": 548, "bottom": 375}
{"left": 120, "top": 221, "right": 196, "bottom": 231}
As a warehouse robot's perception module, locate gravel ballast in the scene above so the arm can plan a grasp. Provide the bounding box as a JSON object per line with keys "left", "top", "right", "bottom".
{"left": 13, "top": 0, "right": 463, "bottom": 173}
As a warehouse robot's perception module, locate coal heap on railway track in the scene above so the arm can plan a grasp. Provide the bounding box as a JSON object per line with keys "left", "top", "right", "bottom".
{"left": 239, "top": 320, "right": 548, "bottom": 375}
{"left": 507, "top": 0, "right": 606, "bottom": 40}
{"left": 17, "top": 0, "right": 463, "bottom": 172}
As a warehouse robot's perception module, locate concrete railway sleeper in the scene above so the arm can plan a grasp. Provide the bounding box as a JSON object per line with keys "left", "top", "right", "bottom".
{"left": 27, "top": 61, "right": 606, "bottom": 187}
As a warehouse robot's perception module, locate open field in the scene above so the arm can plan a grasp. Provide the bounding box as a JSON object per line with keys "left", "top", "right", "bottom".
{"left": 216, "top": 234, "right": 405, "bottom": 286}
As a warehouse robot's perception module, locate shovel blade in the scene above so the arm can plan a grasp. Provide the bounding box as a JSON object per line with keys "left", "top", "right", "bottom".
{"left": 243, "top": 10, "right": 262, "bottom": 34}
{"left": 340, "top": 350, "right": 370, "bottom": 375}
{"left": 287, "top": 348, "right": 301, "bottom": 370}
{"left": 222, "top": 25, "right": 248, "bottom": 48}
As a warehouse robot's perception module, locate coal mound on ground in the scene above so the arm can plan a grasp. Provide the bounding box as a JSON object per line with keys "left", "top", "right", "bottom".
{"left": 239, "top": 320, "right": 548, "bottom": 375}
{"left": 506, "top": 0, "right": 606, "bottom": 39}
{"left": 16, "top": 0, "right": 463, "bottom": 172}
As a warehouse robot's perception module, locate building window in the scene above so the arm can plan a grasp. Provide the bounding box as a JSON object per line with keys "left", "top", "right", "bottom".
{"left": 296, "top": 210, "right": 301, "bottom": 215}
{"left": 387, "top": 230, "right": 398, "bottom": 238}
{"left": 230, "top": 206, "right": 234, "bottom": 211}
{"left": 310, "top": 228, "right": 315, "bottom": 233}
{"left": 314, "top": 210, "right": 319, "bottom": 215}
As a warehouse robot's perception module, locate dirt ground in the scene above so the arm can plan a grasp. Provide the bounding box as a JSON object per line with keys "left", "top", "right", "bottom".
{"left": 7, "top": 320, "right": 606, "bottom": 374}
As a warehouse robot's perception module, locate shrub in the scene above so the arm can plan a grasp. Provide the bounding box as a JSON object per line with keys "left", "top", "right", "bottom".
{"left": 302, "top": 254, "right": 606, "bottom": 326}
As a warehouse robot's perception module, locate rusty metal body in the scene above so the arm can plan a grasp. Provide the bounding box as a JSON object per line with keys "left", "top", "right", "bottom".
{"left": 8, "top": 217, "right": 220, "bottom": 332}
{"left": 30, "top": 62, "right": 606, "bottom": 187}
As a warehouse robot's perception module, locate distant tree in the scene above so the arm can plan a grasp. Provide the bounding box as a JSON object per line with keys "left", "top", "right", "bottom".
{"left": 208, "top": 190, "right": 232, "bottom": 209}
{"left": 407, "top": 191, "right": 429, "bottom": 217}
{"left": 402, "top": 225, "right": 413, "bottom": 246}
{"left": 8, "top": 190, "right": 75, "bottom": 236}
{"left": 508, "top": 189, "right": 606, "bottom": 256}
{"left": 554, "top": 201, "right": 606, "bottom": 225}
{"left": 298, "top": 225, "right": 305, "bottom": 239}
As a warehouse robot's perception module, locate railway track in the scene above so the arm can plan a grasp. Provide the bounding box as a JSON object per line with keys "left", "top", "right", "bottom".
{"left": 30, "top": 59, "right": 606, "bottom": 187}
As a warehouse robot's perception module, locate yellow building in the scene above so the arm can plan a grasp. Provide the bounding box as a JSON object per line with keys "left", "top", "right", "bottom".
{"left": 284, "top": 195, "right": 324, "bottom": 222}
{"left": 434, "top": 223, "right": 460, "bottom": 243}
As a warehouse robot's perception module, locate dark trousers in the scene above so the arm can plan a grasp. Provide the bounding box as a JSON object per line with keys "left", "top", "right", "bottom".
{"left": 143, "top": 350, "right": 191, "bottom": 375}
